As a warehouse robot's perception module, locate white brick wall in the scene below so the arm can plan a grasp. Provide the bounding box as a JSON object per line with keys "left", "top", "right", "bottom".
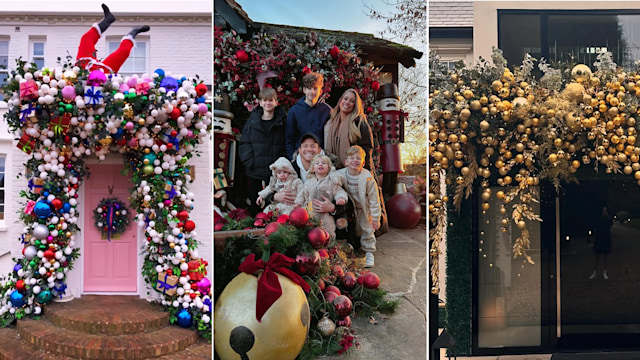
{"left": 0, "top": 8, "right": 212, "bottom": 295}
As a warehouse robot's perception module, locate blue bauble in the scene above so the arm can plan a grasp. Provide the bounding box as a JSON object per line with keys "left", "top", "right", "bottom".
{"left": 13, "top": 264, "right": 21, "bottom": 273}
{"left": 196, "top": 96, "right": 206, "bottom": 104}
{"left": 176, "top": 308, "right": 192, "bottom": 328}
{"left": 160, "top": 77, "right": 178, "bottom": 92}
{"left": 154, "top": 68, "right": 165, "bottom": 78}
{"left": 10, "top": 291, "right": 25, "bottom": 308}
{"left": 36, "top": 289, "right": 52, "bottom": 304}
{"left": 43, "top": 191, "right": 49, "bottom": 197}
{"left": 61, "top": 203, "right": 71, "bottom": 213}
{"left": 34, "top": 201, "right": 52, "bottom": 219}
{"left": 113, "top": 128, "right": 124, "bottom": 139}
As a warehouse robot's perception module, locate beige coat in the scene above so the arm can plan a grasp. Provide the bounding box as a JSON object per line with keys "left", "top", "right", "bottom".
{"left": 336, "top": 168, "right": 381, "bottom": 222}
{"left": 295, "top": 169, "right": 348, "bottom": 238}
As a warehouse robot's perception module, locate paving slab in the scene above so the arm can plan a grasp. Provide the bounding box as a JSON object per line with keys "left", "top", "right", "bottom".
{"left": 324, "top": 225, "right": 428, "bottom": 360}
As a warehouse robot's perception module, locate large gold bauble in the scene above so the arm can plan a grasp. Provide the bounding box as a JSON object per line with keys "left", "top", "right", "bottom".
{"left": 214, "top": 272, "right": 310, "bottom": 360}
{"left": 571, "top": 64, "right": 592, "bottom": 83}
{"left": 62, "top": 70, "right": 78, "bottom": 84}
{"left": 563, "top": 83, "right": 585, "bottom": 103}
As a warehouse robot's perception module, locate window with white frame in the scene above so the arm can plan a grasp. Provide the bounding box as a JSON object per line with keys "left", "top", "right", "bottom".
{"left": 30, "top": 38, "right": 45, "bottom": 70}
{"left": 107, "top": 37, "right": 148, "bottom": 75}
{"left": 0, "top": 39, "right": 9, "bottom": 100}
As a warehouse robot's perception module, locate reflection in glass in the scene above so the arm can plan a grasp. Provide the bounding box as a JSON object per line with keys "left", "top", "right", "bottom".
{"left": 478, "top": 186, "right": 541, "bottom": 348}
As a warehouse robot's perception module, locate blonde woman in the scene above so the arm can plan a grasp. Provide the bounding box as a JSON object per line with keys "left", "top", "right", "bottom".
{"left": 324, "top": 89, "right": 374, "bottom": 170}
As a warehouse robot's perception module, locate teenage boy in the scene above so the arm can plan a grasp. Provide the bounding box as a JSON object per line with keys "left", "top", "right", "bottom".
{"left": 285, "top": 72, "right": 332, "bottom": 159}
{"left": 238, "top": 87, "right": 287, "bottom": 215}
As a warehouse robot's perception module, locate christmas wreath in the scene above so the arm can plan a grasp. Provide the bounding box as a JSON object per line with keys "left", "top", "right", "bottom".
{"left": 93, "top": 197, "right": 130, "bottom": 241}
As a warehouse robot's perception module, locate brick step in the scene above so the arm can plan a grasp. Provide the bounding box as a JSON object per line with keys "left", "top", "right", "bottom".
{"left": 18, "top": 317, "right": 199, "bottom": 359}
{"left": 155, "top": 339, "right": 212, "bottom": 360}
{"left": 45, "top": 295, "right": 169, "bottom": 335}
{"left": 0, "top": 327, "right": 76, "bottom": 360}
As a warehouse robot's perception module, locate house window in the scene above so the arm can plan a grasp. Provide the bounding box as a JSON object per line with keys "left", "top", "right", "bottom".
{"left": 0, "top": 40, "right": 9, "bottom": 100}
{"left": 0, "top": 156, "right": 5, "bottom": 221}
{"left": 477, "top": 186, "right": 541, "bottom": 348}
{"left": 108, "top": 39, "right": 147, "bottom": 75}
{"left": 499, "top": 10, "right": 640, "bottom": 70}
{"left": 30, "top": 39, "right": 45, "bottom": 70}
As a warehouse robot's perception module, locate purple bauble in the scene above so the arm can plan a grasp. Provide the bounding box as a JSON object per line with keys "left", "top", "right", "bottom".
{"left": 386, "top": 193, "right": 422, "bottom": 229}
{"left": 61, "top": 85, "right": 76, "bottom": 100}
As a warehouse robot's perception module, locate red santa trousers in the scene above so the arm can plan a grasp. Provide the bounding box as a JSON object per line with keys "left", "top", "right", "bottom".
{"left": 76, "top": 24, "right": 133, "bottom": 74}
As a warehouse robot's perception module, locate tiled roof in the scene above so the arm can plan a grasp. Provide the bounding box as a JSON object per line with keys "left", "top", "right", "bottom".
{"left": 428, "top": 1, "right": 473, "bottom": 27}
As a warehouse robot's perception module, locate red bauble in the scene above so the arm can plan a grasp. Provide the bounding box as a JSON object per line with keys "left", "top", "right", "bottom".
{"left": 318, "top": 279, "right": 326, "bottom": 291}
{"left": 371, "top": 80, "right": 380, "bottom": 92}
{"left": 183, "top": 220, "right": 196, "bottom": 232}
{"left": 43, "top": 249, "right": 55, "bottom": 260}
{"left": 195, "top": 83, "right": 208, "bottom": 97}
{"left": 331, "top": 265, "right": 344, "bottom": 278}
{"left": 16, "top": 280, "right": 26, "bottom": 292}
{"left": 276, "top": 214, "right": 289, "bottom": 224}
{"left": 177, "top": 210, "right": 189, "bottom": 221}
{"left": 324, "top": 285, "right": 341, "bottom": 296}
{"left": 170, "top": 107, "right": 182, "bottom": 120}
{"left": 51, "top": 198, "right": 63, "bottom": 210}
{"left": 341, "top": 272, "right": 357, "bottom": 290}
{"left": 337, "top": 316, "right": 352, "bottom": 327}
{"left": 235, "top": 49, "right": 250, "bottom": 63}
{"left": 289, "top": 208, "right": 309, "bottom": 228}
{"left": 317, "top": 248, "right": 329, "bottom": 259}
{"left": 362, "top": 272, "right": 380, "bottom": 289}
{"left": 253, "top": 218, "right": 267, "bottom": 228}
{"left": 264, "top": 222, "right": 280, "bottom": 236}
{"left": 324, "top": 290, "right": 338, "bottom": 303}
{"left": 214, "top": 222, "right": 225, "bottom": 231}
{"left": 386, "top": 193, "right": 422, "bottom": 229}
{"left": 255, "top": 212, "right": 271, "bottom": 220}
{"left": 307, "top": 227, "right": 328, "bottom": 249}
{"left": 294, "top": 251, "right": 320, "bottom": 276}
{"left": 357, "top": 275, "right": 365, "bottom": 285}
{"left": 333, "top": 295, "right": 353, "bottom": 318}
{"left": 329, "top": 45, "right": 340, "bottom": 59}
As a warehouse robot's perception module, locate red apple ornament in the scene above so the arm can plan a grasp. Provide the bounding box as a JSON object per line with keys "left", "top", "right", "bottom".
{"left": 333, "top": 295, "right": 353, "bottom": 318}
{"left": 264, "top": 222, "right": 280, "bottom": 236}
{"left": 341, "top": 272, "right": 357, "bottom": 290}
{"left": 362, "top": 272, "right": 380, "bottom": 289}
{"left": 307, "top": 227, "right": 329, "bottom": 249}
{"left": 289, "top": 208, "right": 309, "bottom": 227}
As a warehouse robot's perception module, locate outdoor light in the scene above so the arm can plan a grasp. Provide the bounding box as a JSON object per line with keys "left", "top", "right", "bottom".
{"left": 565, "top": 235, "right": 570, "bottom": 241}
{"left": 588, "top": 230, "right": 592, "bottom": 235}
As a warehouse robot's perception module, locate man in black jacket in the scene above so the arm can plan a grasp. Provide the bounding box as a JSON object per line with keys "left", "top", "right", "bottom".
{"left": 238, "top": 88, "right": 287, "bottom": 215}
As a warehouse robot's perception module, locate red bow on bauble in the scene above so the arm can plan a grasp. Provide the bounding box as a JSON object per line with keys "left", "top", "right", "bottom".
{"left": 239, "top": 252, "right": 310, "bottom": 322}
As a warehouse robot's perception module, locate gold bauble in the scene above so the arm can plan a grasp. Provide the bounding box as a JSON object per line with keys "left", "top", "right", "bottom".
{"left": 455, "top": 176, "right": 464, "bottom": 185}
{"left": 123, "top": 104, "right": 134, "bottom": 119}
{"left": 461, "top": 167, "right": 470, "bottom": 176}
{"left": 463, "top": 89, "right": 474, "bottom": 99}
{"left": 491, "top": 80, "right": 503, "bottom": 92}
{"left": 548, "top": 154, "right": 558, "bottom": 163}
{"left": 481, "top": 202, "right": 490, "bottom": 210}
{"left": 62, "top": 70, "right": 78, "bottom": 84}
{"left": 470, "top": 100, "right": 482, "bottom": 111}
{"left": 214, "top": 273, "right": 310, "bottom": 360}
{"left": 479, "top": 120, "right": 490, "bottom": 131}
{"left": 98, "top": 136, "right": 112, "bottom": 146}
{"left": 459, "top": 108, "right": 471, "bottom": 121}
{"left": 571, "top": 64, "right": 592, "bottom": 83}
{"left": 571, "top": 160, "right": 581, "bottom": 169}
{"left": 624, "top": 165, "right": 633, "bottom": 175}
{"left": 517, "top": 220, "right": 527, "bottom": 230}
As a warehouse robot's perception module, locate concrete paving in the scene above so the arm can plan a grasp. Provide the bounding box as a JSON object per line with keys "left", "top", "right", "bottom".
{"left": 323, "top": 224, "right": 428, "bottom": 360}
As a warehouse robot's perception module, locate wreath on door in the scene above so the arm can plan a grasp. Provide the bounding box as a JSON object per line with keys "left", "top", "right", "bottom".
{"left": 93, "top": 197, "right": 130, "bottom": 241}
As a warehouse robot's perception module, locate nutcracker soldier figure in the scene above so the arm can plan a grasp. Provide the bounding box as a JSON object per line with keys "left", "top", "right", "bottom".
{"left": 377, "top": 83, "right": 405, "bottom": 199}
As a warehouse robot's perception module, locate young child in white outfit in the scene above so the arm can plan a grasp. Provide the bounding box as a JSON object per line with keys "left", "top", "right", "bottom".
{"left": 257, "top": 157, "right": 303, "bottom": 215}
{"left": 295, "top": 154, "right": 348, "bottom": 239}
{"left": 337, "top": 145, "right": 381, "bottom": 267}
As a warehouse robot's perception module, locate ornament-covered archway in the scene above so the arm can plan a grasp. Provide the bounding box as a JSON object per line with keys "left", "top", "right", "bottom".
{"left": 0, "top": 57, "right": 212, "bottom": 338}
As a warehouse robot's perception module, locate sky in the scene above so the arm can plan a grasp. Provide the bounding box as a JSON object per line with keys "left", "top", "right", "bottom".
{"left": 236, "top": 0, "right": 397, "bottom": 42}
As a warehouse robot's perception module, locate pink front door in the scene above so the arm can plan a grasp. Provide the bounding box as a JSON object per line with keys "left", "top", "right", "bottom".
{"left": 83, "top": 164, "right": 137, "bottom": 292}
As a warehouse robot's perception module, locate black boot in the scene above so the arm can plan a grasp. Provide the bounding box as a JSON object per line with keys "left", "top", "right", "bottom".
{"left": 128, "top": 25, "right": 150, "bottom": 39}
{"left": 97, "top": 4, "right": 116, "bottom": 33}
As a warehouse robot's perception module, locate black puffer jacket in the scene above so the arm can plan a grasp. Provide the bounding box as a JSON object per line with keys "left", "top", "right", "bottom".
{"left": 238, "top": 106, "right": 287, "bottom": 180}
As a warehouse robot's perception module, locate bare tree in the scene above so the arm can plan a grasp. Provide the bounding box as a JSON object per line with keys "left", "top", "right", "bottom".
{"left": 363, "top": 0, "right": 426, "bottom": 48}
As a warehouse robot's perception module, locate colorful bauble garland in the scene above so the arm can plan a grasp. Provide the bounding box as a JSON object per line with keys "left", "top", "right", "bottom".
{"left": 0, "top": 57, "right": 213, "bottom": 338}
{"left": 93, "top": 197, "right": 130, "bottom": 240}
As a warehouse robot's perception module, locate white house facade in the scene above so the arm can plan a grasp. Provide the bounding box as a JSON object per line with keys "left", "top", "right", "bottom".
{"left": 0, "top": 1, "right": 212, "bottom": 300}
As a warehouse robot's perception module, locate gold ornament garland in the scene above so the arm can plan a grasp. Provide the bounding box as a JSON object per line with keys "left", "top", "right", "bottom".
{"left": 429, "top": 48, "right": 640, "bottom": 294}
